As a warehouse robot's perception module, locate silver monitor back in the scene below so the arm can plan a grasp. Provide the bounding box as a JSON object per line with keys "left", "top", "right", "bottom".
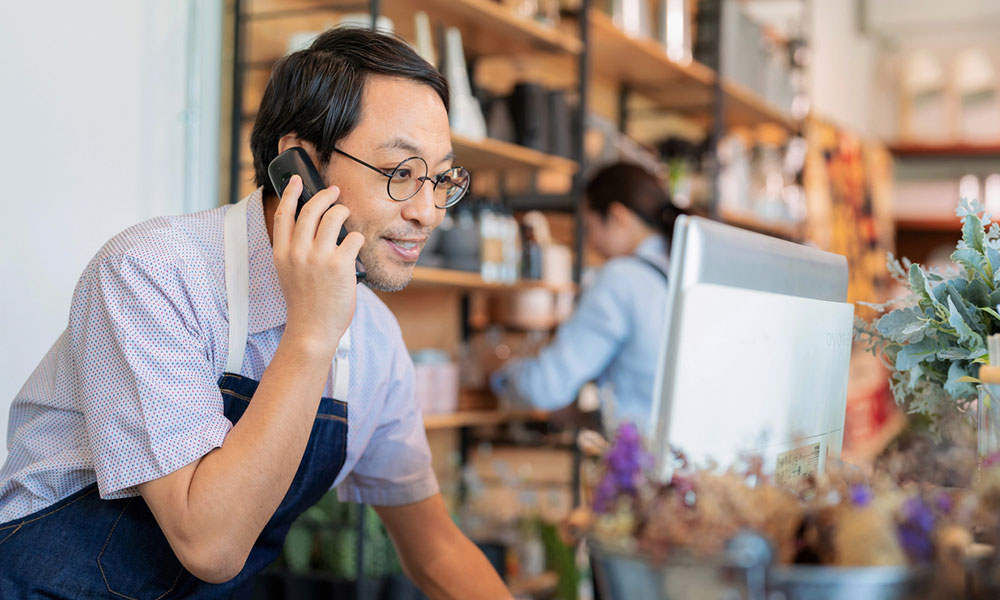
{"left": 649, "top": 216, "right": 854, "bottom": 482}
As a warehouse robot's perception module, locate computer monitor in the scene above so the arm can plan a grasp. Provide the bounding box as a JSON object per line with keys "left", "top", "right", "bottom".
{"left": 648, "top": 216, "right": 854, "bottom": 483}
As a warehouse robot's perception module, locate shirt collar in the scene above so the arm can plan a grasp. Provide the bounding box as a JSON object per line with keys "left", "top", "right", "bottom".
{"left": 244, "top": 188, "right": 288, "bottom": 335}
{"left": 635, "top": 234, "right": 670, "bottom": 270}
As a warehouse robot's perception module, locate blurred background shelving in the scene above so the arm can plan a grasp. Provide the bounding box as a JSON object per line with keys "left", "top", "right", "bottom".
{"left": 223, "top": 0, "right": 907, "bottom": 597}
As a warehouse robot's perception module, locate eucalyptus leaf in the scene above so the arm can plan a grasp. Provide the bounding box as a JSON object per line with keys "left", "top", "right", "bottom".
{"left": 937, "top": 347, "right": 986, "bottom": 361}
{"left": 967, "top": 278, "right": 991, "bottom": 307}
{"left": 909, "top": 264, "right": 941, "bottom": 310}
{"left": 896, "top": 338, "right": 944, "bottom": 371}
{"left": 947, "top": 296, "right": 985, "bottom": 350}
{"left": 964, "top": 214, "right": 987, "bottom": 253}
{"left": 958, "top": 197, "right": 987, "bottom": 220}
{"left": 988, "top": 245, "right": 1000, "bottom": 273}
{"left": 887, "top": 252, "right": 909, "bottom": 282}
{"left": 907, "top": 363, "right": 925, "bottom": 390}
{"left": 945, "top": 285, "right": 985, "bottom": 332}
{"left": 876, "top": 307, "right": 928, "bottom": 343}
{"left": 989, "top": 223, "right": 1000, "bottom": 242}
{"left": 945, "top": 362, "right": 978, "bottom": 400}
{"left": 953, "top": 247, "right": 987, "bottom": 277}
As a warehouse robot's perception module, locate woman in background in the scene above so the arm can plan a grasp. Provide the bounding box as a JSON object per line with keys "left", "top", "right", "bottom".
{"left": 491, "top": 162, "right": 681, "bottom": 428}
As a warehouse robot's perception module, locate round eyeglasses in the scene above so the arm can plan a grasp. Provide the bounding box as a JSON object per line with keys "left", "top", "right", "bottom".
{"left": 333, "top": 148, "right": 470, "bottom": 208}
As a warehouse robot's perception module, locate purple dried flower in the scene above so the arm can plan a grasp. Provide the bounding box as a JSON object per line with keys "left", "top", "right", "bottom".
{"left": 593, "top": 473, "right": 619, "bottom": 514}
{"left": 592, "top": 423, "right": 653, "bottom": 514}
{"left": 898, "top": 497, "right": 935, "bottom": 563}
{"left": 934, "top": 492, "right": 953, "bottom": 515}
{"left": 850, "top": 484, "right": 873, "bottom": 507}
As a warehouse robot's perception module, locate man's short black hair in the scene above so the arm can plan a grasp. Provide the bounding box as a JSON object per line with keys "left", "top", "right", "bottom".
{"left": 250, "top": 27, "right": 449, "bottom": 195}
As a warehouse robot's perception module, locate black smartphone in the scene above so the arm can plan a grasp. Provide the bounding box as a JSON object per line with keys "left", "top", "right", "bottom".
{"left": 267, "top": 147, "right": 366, "bottom": 282}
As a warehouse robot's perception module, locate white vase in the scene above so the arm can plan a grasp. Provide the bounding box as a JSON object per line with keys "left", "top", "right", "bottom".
{"left": 444, "top": 27, "right": 487, "bottom": 140}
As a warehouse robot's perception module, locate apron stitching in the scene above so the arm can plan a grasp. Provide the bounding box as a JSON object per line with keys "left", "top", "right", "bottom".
{"left": 316, "top": 414, "right": 347, "bottom": 423}
{"left": 154, "top": 566, "right": 185, "bottom": 600}
{"left": 0, "top": 487, "right": 99, "bottom": 531}
{"left": 98, "top": 499, "right": 141, "bottom": 600}
{"left": 0, "top": 523, "right": 22, "bottom": 547}
{"left": 223, "top": 390, "right": 253, "bottom": 403}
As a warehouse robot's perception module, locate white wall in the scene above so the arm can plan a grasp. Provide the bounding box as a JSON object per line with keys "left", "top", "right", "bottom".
{"left": 0, "top": 1, "right": 222, "bottom": 462}
{"left": 808, "top": 0, "right": 876, "bottom": 134}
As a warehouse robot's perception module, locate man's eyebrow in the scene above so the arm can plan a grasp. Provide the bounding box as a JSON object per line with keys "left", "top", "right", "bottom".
{"left": 377, "top": 137, "right": 422, "bottom": 155}
{"left": 378, "top": 137, "right": 455, "bottom": 167}
{"left": 437, "top": 150, "right": 456, "bottom": 167}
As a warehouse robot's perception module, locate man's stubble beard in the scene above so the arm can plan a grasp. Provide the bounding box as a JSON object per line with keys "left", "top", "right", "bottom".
{"left": 357, "top": 242, "right": 414, "bottom": 292}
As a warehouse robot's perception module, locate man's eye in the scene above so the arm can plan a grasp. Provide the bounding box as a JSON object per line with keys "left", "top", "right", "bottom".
{"left": 393, "top": 168, "right": 413, "bottom": 179}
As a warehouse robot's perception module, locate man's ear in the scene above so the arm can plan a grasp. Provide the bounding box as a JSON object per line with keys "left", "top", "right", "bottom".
{"left": 276, "top": 134, "right": 320, "bottom": 165}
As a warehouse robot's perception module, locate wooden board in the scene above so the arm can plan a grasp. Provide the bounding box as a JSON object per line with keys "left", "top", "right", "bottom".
{"left": 452, "top": 135, "right": 578, "bottom": 175}
{"left": 587, "top": 10, "right": 795, "bottom": 131}
{"left": 408, "top": 266, "right": 576, "bottom": 294}
{"left": 244, "top": 0, "right": 581, "bottom": 64}
{"left": 424, "top": 408, "right": 549, "bottom": 430}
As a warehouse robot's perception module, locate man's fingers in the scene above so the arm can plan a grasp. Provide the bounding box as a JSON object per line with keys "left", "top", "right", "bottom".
{"left": 272, "top": 175, "right": 302, "bottom": 256}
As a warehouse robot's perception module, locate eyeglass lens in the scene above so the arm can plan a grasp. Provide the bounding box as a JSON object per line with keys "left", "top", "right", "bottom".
{"left": 388, "top": 157, "right": 470, "bottom": 207}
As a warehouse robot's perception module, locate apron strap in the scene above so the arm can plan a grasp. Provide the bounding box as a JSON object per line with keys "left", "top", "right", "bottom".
{"left": 223, "top": 192, "right": 351, "bottom": 401}
{"left": 224, "top": 197, "right": 250, "bottom": 375}
{"left": 333, "top": 325, "right": 351, "bottom": 400}
{"left": 631, "top": 254, "right": 669, "bottom": 284}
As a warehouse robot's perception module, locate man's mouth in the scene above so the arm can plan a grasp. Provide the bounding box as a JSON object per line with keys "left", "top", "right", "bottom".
{"left": 384, "top": 237, "right": 426, "bottom": 262}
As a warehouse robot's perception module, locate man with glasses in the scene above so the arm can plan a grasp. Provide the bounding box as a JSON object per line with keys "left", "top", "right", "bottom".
{"left": 0, "top": 27, "right": 507, "bottom": 599}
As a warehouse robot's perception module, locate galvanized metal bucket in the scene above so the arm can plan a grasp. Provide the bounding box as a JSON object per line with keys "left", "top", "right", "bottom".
{"left": 590, "top": 533, "right": 929, "bottom": 600}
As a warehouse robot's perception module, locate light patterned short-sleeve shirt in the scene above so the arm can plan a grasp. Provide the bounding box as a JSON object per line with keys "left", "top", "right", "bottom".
{"left": 0, "top": 189, "right": 438, "bottom": 523}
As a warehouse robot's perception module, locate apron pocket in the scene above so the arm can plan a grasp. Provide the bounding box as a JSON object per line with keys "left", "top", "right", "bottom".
{"left": 98, "top": 498, "right": 185, "bottom": 600}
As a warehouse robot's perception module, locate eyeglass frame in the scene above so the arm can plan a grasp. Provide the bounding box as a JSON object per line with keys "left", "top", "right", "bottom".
{"left": 332, "top": 147, "right": 470, "bottom": 209}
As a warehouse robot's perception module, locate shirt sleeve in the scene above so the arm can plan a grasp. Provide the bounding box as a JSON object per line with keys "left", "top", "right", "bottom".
{"left": 490, "top": 263, "right": 632, "bottom": 410}
{"left": 71, "top": 253, "right": 231, "bottom": 499}
{"left": 336, "top": 326, "right": 439, "bottom": 506}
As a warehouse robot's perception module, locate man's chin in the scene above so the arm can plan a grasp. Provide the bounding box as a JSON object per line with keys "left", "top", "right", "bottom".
{"left": 361, "top": 261, "right": 416, "bottom": 292}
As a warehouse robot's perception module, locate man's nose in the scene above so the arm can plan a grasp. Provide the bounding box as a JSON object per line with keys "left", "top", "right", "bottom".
{"left": 400, "top": 180, "right": 441, "bottom": 227}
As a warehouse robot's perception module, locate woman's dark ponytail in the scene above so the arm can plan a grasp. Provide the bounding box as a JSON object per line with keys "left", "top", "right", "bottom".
{"left": 585, "top": 162, "right": 681, "bottom": 250}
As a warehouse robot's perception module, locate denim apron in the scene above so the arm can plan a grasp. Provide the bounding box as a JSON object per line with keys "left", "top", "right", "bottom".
{"left": 0, "top": 197, "right": 351, "bottom": 599}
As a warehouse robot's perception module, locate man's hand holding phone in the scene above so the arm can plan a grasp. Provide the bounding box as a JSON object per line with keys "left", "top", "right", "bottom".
{"left": 272, "top": 174, "right": 364, "bottom": 357}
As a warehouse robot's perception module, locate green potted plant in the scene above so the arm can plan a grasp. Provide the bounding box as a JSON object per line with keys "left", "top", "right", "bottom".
{"left": 855, "top": 199, "right": 1000, "bottom": 457}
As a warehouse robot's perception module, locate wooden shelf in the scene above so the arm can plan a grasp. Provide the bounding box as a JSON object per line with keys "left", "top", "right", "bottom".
{"left": 383, "top": 0, "right": 582, "bottom": 57}
{"left": 889, "top": 142, "right": 1000, "bottom": 157}
{"left": 588, "top": 10, "right": 795, "bottom": 131}
{"left": 243, "top": 0, "right": 580, "bottom": 65}
{"left": 717, "top": 210, "right": 805, "bottom": 241}
{"left": 895, "top": 216, "right": 963, "bottom": 232}
{"left": 410, "top": 266, "right": 576, "bottom": 293}
{"left": 424, "top": 409, "right": 550, "bottom": 430}
{"left": 452, "top": 134, "right": 578, "bottom": 174}
{"left": 236, "top": 122, "right": 576, "bottom": 175}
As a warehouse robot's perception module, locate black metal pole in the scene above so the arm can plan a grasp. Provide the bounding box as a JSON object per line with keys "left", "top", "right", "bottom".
{"left": 369, "top": 0, "right": 380, "bottom": 29}
{"left": 229, "top": 0, "right": 245, "bottom": 205}
{"left": 570, "top": 0, "right": 592, "bottom": 509}
{"left": 703, "top": 0, "right": 724, "bottom": 217}
{"left": 617, "top": 84, "right": 630, "bottom": 135}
